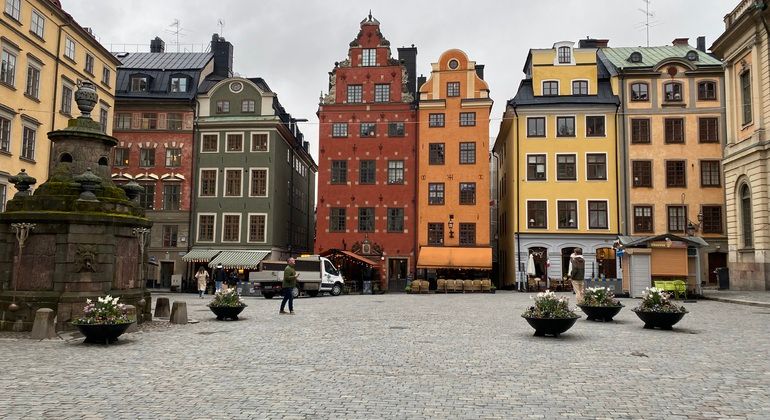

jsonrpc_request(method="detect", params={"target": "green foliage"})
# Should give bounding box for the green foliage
[208,288,246,308]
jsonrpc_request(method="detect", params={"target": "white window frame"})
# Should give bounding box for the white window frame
[196,213,217,243]
[30,9,45,38]
[170,76,187,93]
[584,114,607,138]
[223,167,243,198]
[585,152,608,181]
[556,114,577,138]
[198,168,218,198]
[586,199,611,230]
[247,213,268,244]
[20,123,36,161]
[554,153,578,181]
[0,112,12,153]
[25,61,41,99]
[556,199,580,229]
[84,53,94,74]
[4,0,20,20]
[362,48,376,66]
[525,153,548,181]
[221,213,241,243]
[554,42,575,66]
[571,79,589,95]
[250,132,270,152]
[64,37,76,61]
[0,182,7,212]
[249,167,269,198]
[224,131,244,153]
[526,199,548,230]
[200,132,220,153]
[60,81,74,115]
[1,47,18,87]
[101,67,111,86]
[541,79,559,96]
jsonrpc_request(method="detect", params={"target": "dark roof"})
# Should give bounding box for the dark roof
[114,52,214,100]
[116,52,213,70]
[509,79,619,107]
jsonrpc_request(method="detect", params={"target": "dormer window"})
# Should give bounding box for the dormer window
[362,48,376,67]
[130,75,149,92]
[664,82,683,102]
[543,81,559,96]
[686,50,699,61]
[170,76,188,93]
[558,46,571,64]
[629,52,643,63]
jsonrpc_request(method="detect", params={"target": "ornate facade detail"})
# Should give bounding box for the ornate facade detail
[75,244,98,272]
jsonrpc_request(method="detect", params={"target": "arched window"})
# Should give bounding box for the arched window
[59,152,73,163]
[741,184,753,247]
[558,46,571,64]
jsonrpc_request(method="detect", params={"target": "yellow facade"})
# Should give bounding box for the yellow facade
[1,0,119,209]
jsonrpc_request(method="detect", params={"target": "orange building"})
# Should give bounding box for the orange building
[416,50,493,279]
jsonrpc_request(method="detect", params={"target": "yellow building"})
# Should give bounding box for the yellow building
[1,0,119,210]
[416,49,494,278]
[494,40,620,289]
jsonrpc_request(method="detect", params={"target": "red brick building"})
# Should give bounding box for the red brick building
[316,14,418,291]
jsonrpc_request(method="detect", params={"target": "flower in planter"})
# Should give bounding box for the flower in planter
[634,287,687,313]
[208,288,246,308]
[74,295,131,325]
[522,290,578,319]
[580,287,621,306]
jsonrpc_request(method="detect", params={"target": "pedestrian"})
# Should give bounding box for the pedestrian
[280,257,299,315]
[214,263,226,293]
[568,248,586,303]
[227,270,239,289]
[195,267,209,298]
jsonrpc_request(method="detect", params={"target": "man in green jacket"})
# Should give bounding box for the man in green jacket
[280,257,298,314]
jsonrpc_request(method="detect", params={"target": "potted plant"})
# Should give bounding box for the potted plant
[632,287,688,330]
[71,295,134,344]
[577,286,624,322]
[208,289,247,320]
[522,290,580,337]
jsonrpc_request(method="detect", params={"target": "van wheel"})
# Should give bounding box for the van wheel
[307,291,319,297]
[263,293,274,299]
[331,283,342,296]
[292,287,300,299]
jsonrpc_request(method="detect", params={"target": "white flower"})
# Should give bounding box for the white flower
[86,299,92,304]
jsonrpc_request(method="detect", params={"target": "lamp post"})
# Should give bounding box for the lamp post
[9,223,36,312]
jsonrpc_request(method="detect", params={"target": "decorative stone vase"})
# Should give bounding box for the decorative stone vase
[74,168,102,202]
[632,309,687,330]
[577,304,624,322]
[74,81,98,118]
[72,322,134,344]
[8,169,37,198]
[522,315,580,337]
[209,305,246,321]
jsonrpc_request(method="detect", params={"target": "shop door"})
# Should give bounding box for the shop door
[388,258,408,292]
[707,252,727,284]
[160,262,174,288]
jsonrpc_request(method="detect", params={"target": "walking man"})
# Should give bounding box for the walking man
[280,257,299,315]
[214,263,226,293]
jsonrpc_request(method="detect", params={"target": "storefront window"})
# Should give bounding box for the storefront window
[596,247,616,279]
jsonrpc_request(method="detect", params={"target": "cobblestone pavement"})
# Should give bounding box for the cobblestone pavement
[702,289,770,307]
[1,291,769,419]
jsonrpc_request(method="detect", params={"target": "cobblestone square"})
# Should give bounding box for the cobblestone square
[1,291,769,419]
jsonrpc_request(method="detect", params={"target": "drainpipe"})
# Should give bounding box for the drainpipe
[618,76,627,237]
[49,23,70,176]
[513,104,523,291]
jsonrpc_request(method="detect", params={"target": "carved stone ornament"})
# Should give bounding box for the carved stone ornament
[76,244,98,272]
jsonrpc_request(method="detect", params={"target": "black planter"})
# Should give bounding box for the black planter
[72,322,133,344]
[522,315,580,337]
[632,309,687,330]
[577,304,624,322]
[209,305,246,320]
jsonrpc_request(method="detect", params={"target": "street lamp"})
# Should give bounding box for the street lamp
[686,211,704,236]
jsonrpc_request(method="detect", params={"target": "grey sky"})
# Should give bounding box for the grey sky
[62,0,734,161]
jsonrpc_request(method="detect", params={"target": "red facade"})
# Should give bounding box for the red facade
[316,15,417,290]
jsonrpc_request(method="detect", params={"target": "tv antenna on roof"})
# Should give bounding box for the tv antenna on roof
[217,19,225,36]
[165,19,187,52]
[637,0,658,47]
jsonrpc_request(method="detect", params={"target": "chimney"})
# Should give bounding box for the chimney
[150,37,165,53]
[475,64,485,80]
[696,36,706,52]
[672,38,690,47]
[303,141,309,152]
[397,45,418,99]
[211,34,233,77]
[417,75,427,91]
[578,38,609,48]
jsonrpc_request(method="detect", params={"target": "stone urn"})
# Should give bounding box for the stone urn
[577,304,624,322]
[632,309,687,330]
[209,305,246,321]
[75,81,98,118]
[72,322,134,344]
[522,315,580,337]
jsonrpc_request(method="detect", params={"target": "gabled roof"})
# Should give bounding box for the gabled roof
[509,79,619,107]
[116,52,213,70]
[600,46,722,71]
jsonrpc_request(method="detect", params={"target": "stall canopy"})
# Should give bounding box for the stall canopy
[417,247,492,269]
[181,248,220,263]
[207,250,271,270]
[617,234,708,248]
[319,249,380,267]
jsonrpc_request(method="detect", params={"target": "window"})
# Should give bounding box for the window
[447,82,460,97]
[1,49,17,86]
[459,142,476,164]
[130,76,148,92]
[248,214,267,242]
[427,223,444,245]
[702,205,723,234]
[99,107,108,133]
[247,168,267,197]
[527,154,546,180]
[528,201,547,228]
[0,116,9,152]
[360,122,376,137]
[358,208,374,232]
[64,38,75,60]
[362,48,376,66]
[665,118,684,143]
[30,9,45,38]
[698,81,716,100]
[0,183,5,212]
[84,54,94,74]
[586,116,605,137]
[114,147,129,167]
[556,155,576,181]
[25,64,40,99]
[459,112,476,127]
[586,154,606,180]
[222,214,240,242]
[556,116,575,137]
[374,84,390,102]
[226,133,243,152]
[240,99,255,113]
[667,206,686,233]
[572,80,588,95]
[139,148,155,167]
[543,81,559,96]
[251,133,268,151]
[666,160,686,187]
[527,117,545,137]
[332,123,348,137]
[141,113,157,129]
[588,201,608,229]
[558,201,578,229]
[459,223,476,245]
[101,67,110,86]
[388,122,404,137]
[664,82,683,102]
[163,112,182,131]
[698,118,718,143]
[139,183,155,210]
[347,85,362,103]
[114,113,131,130]
[387,208,404,232]
[201,134,218,152]
[388,160,404,184]
[740,71,752,125]
[700,160,721,187]
[163,183,181,210]
[429,113,445,127]
[170,77,187,93]
[4,0,20,20]
[459,183,476,205]
[21,126,35,160]
[632,161,652,187]
[60,84,73,115]
[428,183,444,205]
[224,170,242,197]
[216,100,230,113]
[199,170,217,197]
[741,185,753,246]
[329,208,346,232]
[631,119,650,143]
[429,143,445,165]
[198,214,215,242]
[359,160,376,184]
[557,46,571,63]
[634,206,653,233]
[331,160,347,184]
[162,225,178,247]
[631,82,648,101]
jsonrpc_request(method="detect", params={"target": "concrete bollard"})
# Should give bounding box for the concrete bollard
[154,297,170,318]
[169,301,188,325]
[124,305,139,333]
[30,308,57,339]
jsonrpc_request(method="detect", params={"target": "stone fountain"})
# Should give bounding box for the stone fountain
[0,82,153,331]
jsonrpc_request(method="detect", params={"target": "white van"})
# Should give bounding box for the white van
[249,255,344,299]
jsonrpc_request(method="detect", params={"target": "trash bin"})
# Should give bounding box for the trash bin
[716,267,729,290]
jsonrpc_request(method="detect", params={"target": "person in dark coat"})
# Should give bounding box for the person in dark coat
[214,263,227,292]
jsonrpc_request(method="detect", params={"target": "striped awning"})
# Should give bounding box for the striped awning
[208,250,271,270]
[181,248,220,263]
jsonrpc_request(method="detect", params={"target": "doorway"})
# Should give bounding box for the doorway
[160,261,174,288]
[707,252,727,285]
[561,247,576,277]
[388,258,408,292]
[596,247,617,278]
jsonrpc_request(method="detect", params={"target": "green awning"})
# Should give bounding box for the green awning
[181,248,220,262]
[208,250,271,270]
